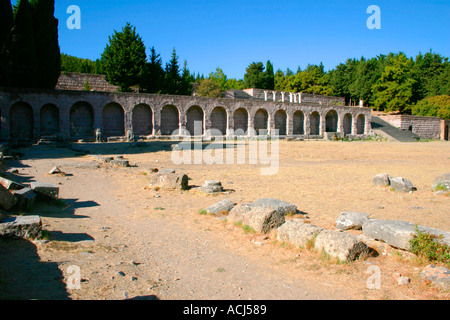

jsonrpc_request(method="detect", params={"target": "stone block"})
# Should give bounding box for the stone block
[432,173,450,191]
[13,188,37,211]
[420,265,450,291]
[251,198,298,215]
[362,219,450,251]
[205,199,236,215]
[30,182,59,199]
[372,173,391,187]
[0,183,17,210]
[389,177,415,193]
[0,215,42,239]
[314,229,369,262]
[335,212,370,230]
[109,159,130,167]
[277,220,323,248]
[149,172,189,191]
[0,176,26,191]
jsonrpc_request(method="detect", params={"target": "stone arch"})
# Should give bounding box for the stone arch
[40,103,59,136]
[343,113,352,135]
[233,108,248,135]
[70,101,94,138]
[133,104,153,136]
[310,111,321,135]
[210,106,227,136]
[293,110,305,135]
[325,110,338,133]
[274,109,287,136]
[357,114,365,135]
[102,102,125,137]
[160,105,180,135]
[10,102,34,140]
[186,106,204,136]
[254,108,269,135]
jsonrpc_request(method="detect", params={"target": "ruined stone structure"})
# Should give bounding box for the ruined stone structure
[377,114,449,141]
[0,86,372,142]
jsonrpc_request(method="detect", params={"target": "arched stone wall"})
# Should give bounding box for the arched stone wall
[0,89,373,141]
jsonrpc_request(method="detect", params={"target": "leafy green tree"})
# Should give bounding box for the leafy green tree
[372,52,416,112]
[209,67,229,92]
[289,63,332,95]
[163,48,182,94]
[411,95,450,119]
[226,78,245,90]
[29,0,60,89]
[61,53,103,74]
[196,78,222,98]
[101,23,147,92]
[9,0,38,88]
[413,51,448,101]
[0,0,14,87]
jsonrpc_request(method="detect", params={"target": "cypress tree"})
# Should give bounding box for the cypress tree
[265,60,275,90]
[0,0,14,87]
[30,0,61,89]
[10,0,38,88]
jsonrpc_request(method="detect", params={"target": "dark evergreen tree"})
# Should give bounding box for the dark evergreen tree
[10,0,38,88]
[265,60,275,90]
[141,46,165,93]
[0,0,14,87]
[180,60,194,95]
[101,23,147,92]
[29,0,60,89]
[164,48,181,94]
[244,62,267,89]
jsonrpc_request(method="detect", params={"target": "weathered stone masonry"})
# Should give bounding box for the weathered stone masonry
[0,88,372,142]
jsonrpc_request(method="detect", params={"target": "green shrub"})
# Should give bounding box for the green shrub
[409,226,450,266]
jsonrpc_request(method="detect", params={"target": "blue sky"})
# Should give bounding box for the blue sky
[21,0,450,78]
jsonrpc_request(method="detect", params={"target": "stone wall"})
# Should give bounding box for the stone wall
[0,88,372,142]
[56,72,120,93]
[380,114,443,140]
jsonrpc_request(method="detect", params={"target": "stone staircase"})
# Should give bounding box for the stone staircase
[371,116,419,142]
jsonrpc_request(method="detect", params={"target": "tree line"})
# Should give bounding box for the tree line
[0,0,60,89]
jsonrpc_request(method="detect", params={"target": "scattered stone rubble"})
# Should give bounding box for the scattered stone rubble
[372,173,416,193]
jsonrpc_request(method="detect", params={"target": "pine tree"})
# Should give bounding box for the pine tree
[29,0,60,89]
[164,48,181,94]
[0,0,14,87]
[10,0,38,88]
[141,46,164,93]
[101,23,147,92]
[244,62,267,89]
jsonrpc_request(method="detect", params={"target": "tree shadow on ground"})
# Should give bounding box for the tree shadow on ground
[0,239,70,300]
[9,140,248,161]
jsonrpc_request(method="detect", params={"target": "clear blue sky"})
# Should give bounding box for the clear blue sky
[24,0,450,78]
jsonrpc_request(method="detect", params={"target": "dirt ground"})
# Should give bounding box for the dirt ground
[0,139,449,300]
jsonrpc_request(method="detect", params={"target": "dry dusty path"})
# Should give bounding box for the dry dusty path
[0,145,348,300]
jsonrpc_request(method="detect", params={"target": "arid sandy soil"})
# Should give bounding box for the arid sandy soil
[0,139,449,300]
